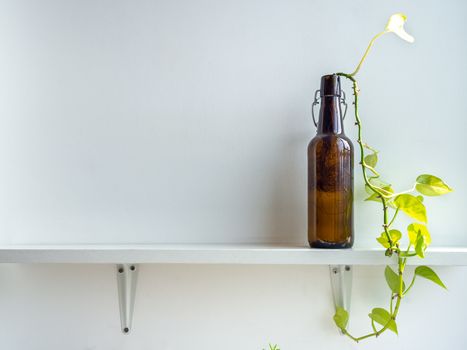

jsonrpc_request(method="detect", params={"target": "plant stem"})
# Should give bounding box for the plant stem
[336,72,393,245]
[403,273,416,296]
[390,293,394,313]
[350,31,387,76]
[388,208,399,228]
[336,72,405,342]
[371,320,378,333]
[382,185,417,199]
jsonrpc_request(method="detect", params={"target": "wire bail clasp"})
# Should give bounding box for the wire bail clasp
[311,90,348,127]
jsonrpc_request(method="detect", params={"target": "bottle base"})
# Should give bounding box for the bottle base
[309,239,353,249]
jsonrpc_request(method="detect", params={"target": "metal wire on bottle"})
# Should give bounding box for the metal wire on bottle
[311,90,348,127]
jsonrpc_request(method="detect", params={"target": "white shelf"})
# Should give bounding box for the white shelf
[3,244,465,334]
[1,244,466,265]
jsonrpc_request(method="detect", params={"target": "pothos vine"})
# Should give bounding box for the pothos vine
[331,14,453,342]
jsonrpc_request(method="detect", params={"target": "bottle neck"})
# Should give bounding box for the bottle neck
[317,96,344,134]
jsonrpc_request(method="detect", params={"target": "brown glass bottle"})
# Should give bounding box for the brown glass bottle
[308,74,354,248]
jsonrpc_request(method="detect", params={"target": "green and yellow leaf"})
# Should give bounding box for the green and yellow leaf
[365,178,393,201]
[394,194,427,223]
[365,187,393,202]
[368,308,398,334]
[333,307,349,330]
[415,233,425,258]
[385,266,405,293]
[364,153,378,168]
[376,230,402,248]
[415,266,447,289]
[415,174,452,196]
[407,223,431,246]
[368,177,391,190]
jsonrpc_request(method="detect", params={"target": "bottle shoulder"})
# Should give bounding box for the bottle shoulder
[308,133,354,150]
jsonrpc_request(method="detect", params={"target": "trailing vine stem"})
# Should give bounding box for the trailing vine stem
[337,73,395,247]
[327,14,450,344]
[265,13,448,348]
[336,72,404,342]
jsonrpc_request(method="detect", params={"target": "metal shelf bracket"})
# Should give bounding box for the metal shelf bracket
[329,264,352,330]
[116,264,138,334]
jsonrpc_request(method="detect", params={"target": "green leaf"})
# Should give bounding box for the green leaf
[369,177,391,189]
[415,266,447,289]
[365,181,392,196]
[376,235,389,248]
[376,230,402,248]
[416,195,424,202]
[365,188,390,202]
[365,187,394,200]
[389,229,402,243]
[407,223,431,246]
[415,233,425,258]
[394,194,427,223]
[416,174,452,196]
[368,308,398,334]
[364,153,378,168]
[333,307,349,330]
[385,266,405,293]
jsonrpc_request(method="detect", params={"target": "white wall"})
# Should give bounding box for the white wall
[0,0,466,349]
